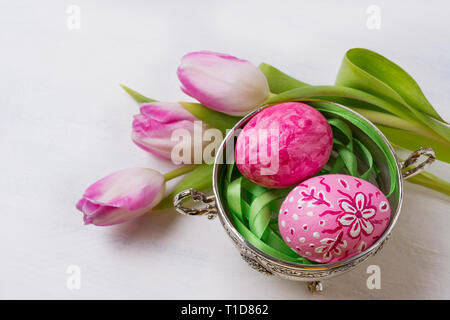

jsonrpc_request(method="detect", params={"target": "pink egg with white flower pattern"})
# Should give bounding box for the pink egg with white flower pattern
[278,174,391,263]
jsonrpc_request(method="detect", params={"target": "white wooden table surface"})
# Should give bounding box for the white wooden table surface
[1,0,449,299]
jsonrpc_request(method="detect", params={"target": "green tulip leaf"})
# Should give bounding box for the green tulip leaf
[378,125,450,164]
[266,85,450,142]
[179,102,241,134]
[259,63,310,94]
[336,48,445,123]
[402,170,450,196]
[120,84,156,103]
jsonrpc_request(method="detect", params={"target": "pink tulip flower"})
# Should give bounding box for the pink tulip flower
[132,102,210,161]
[177,51,270,116]
[76,168,165,226]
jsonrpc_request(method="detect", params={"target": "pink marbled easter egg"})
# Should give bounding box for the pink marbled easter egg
[235,102,333,188]
[278,174,391,263]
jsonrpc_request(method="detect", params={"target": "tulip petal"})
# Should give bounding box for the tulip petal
[177,51,270,116]
[77,168,165,226]
[140,102,196,122]
[131,102,211,160]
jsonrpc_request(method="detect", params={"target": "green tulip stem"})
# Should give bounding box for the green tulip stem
[163,164,199,181]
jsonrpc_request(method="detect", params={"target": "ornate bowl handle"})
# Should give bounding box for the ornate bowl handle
[173,188,217,220]
[400,147,435,179]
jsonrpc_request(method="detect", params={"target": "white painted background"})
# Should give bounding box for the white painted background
[1,0,449,299]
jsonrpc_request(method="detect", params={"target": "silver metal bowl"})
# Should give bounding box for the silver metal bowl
[173,102,435,293]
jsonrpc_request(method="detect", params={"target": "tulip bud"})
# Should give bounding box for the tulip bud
[132,102,211,161]
[177,51,270,116]
[76,168,165,226]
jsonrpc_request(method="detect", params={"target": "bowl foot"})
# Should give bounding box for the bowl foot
[307,281,323,294]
